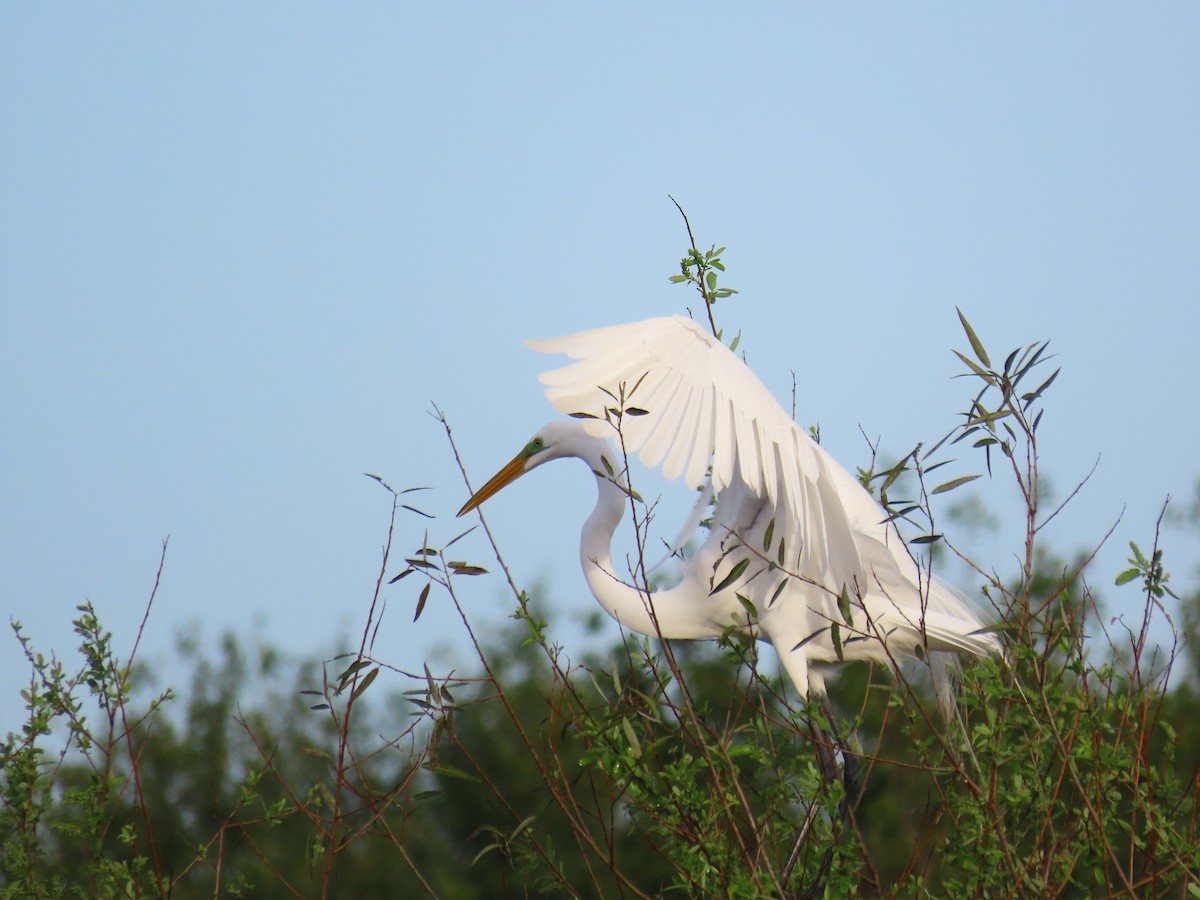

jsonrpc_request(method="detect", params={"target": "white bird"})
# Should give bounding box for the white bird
[459,315,1001,697]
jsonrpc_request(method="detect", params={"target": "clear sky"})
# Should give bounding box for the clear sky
[4,6,1198,736]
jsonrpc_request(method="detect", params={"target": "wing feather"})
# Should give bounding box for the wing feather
[527,315,870,595]
[525,315,1001,676]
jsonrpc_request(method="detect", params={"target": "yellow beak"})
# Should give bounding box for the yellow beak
[457,452,530,516]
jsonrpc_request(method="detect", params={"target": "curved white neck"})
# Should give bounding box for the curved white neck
[573,439,724,640]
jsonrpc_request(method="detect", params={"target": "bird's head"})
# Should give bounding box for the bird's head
[457,419,597,516]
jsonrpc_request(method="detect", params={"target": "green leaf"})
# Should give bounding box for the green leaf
[710,557,751,595]
[837,586,854,625]
[763,518,775,552]
[621,717,642,757]
[414,583,430,622]
[879,455,912,495]
[349,666,379,704]
[769,578,788,608]
[336,658,372,688]
[1021,366,1061,405]
[953,349,993,382]
[932,474,982,495]
[1115,568,1140,587]
[910,534,943,545]
[792,627,829,651]
[956,307,992,368]
[430,763,482,783]
[625,407,650,416]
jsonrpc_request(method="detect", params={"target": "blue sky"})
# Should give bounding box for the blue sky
[3,6,1198,735]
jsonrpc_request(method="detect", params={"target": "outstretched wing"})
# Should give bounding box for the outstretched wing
[526,315,891,599]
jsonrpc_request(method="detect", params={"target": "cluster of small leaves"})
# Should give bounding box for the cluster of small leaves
[1,603,174,898]
[669,243,739,305]
[866,313,1200,897]
[950,306,1058,475]
[667,198,739,340]
[1117,539,1180,602]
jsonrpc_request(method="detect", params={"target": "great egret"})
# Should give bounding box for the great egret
[459,315,1000,697]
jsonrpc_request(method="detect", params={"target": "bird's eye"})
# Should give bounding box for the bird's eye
[523,436,545,456]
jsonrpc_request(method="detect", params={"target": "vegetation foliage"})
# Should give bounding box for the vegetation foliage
[4,217,1199,897]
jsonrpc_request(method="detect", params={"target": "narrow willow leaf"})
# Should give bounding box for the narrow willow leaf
[956,307,992,367]
[621,717,642,757]
[777,537,786,568]
[932,474,982,495]
[443,526,478,550]
[388,568,415,584]
[769,578,788,608]
[337,658,372,688]
[965,408,1013,427]
[413,583,431,622]
[837,586,854,626]
[569,411,599,420]
[792,627,829,651]
[1003,347,1020,375]
[953,349,993,381]
[449,562,488,576]
[429,763,482,783]
[1022,366,1061,405]
[628,370,650,398]
[710,557,750,595]
[729,330,741,352]
[471,845,499,866]
[1115,568,1140,587]
[600,454,614,476]
[763,518,776,552]
[510,815,537,840]
[884,505,921,523]
[910,534,943,545]
[349,666,379,703]
[950,425,980,446]
[363,472,395,493]
[831,622,843,661]
[880,458,910,495]
[625,407,650,417]
[735,592,757,618]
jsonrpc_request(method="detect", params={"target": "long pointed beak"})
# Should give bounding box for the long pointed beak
[457,452,530,516]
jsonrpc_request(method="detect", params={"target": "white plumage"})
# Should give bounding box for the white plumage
[461,315,1001,696]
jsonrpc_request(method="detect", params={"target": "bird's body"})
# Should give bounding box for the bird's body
[460,315,1001,696]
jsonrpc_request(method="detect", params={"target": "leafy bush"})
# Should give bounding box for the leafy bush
[3,219,1198,897]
